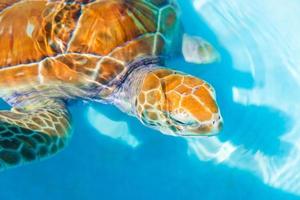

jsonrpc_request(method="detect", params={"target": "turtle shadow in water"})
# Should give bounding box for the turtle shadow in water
[169,0,293,157]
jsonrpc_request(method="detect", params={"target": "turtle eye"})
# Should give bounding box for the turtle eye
[169,109,198,126]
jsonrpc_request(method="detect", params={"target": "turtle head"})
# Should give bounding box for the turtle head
[134,68,223,137]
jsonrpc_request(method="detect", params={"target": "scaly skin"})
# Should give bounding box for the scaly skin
[0,98,71,170]
[136,68,222,136]
[0,0,180,95]
[0,0,222,170]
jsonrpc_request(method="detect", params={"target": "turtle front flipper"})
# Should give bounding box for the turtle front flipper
[0,98,71,170]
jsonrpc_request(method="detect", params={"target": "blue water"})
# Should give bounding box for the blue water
[1,0,300,199]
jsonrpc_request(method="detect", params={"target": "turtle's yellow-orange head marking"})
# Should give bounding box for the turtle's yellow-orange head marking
[135,69,223,136]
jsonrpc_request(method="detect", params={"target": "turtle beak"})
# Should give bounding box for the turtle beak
[193,117,223,136]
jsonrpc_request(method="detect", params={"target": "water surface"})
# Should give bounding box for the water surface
[0,0,300,199]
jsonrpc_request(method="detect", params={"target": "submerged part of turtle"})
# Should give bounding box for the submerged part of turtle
[182,34,221,64]
[0,0,222,170]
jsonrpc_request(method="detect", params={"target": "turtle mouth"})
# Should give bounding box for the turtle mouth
[190,118,223,136]
[172,117,223,137]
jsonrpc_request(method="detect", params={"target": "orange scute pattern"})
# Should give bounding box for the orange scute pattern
[0,0,179,98]
[181,95,212,121]
[0,64,39,87]
[194,86,218,113]
[68,1,155,55]
[0,1,81,67]
[163,75,217,122]
[0,1,53,67]
[55,54,99,77]
[136,68,221,135]
[141,73,161,90]
[97,58,125,84]
[0,0,20,11]
[110,34,165,63]
[41,58,84,83]
[163,74,183,91]
[137,71,165,122]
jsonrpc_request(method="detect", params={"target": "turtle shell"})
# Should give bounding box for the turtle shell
[0,0,181,96]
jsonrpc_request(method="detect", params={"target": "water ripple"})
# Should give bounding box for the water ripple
[189,0,300,195]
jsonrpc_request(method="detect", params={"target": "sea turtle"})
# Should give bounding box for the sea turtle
[0,0,223,170]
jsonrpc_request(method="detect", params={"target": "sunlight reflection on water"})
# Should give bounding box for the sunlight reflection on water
[187,0,300,195]
[87,106,140,148]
